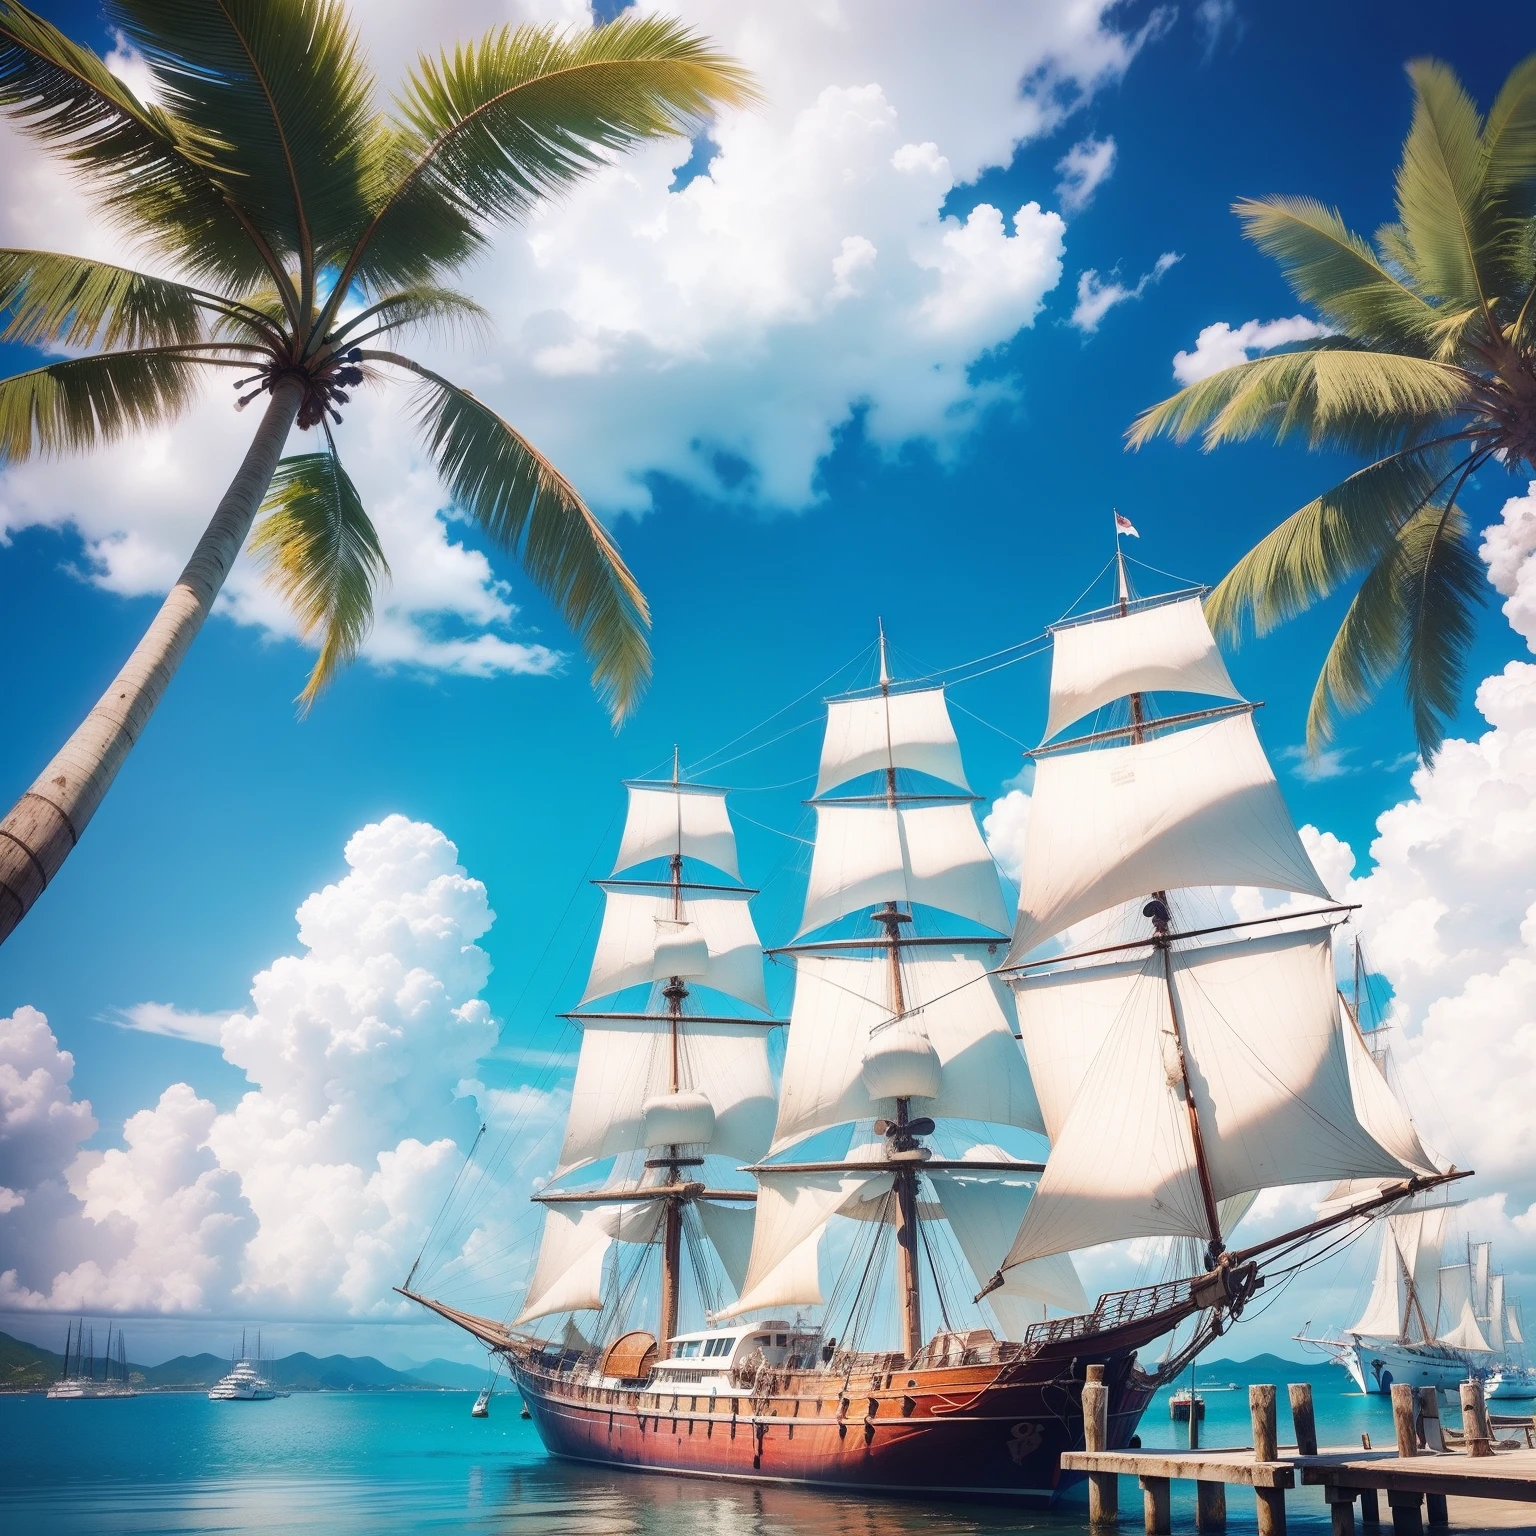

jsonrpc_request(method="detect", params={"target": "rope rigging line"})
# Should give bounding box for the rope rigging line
[684,641,877,779]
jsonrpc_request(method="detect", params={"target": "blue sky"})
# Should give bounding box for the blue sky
[3,0,1535,1362]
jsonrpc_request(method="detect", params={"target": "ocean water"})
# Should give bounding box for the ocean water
[0,1375,1512,1535]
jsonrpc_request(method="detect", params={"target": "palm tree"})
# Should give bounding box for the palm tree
[0,1,756,946]
[1128,55,1536,762]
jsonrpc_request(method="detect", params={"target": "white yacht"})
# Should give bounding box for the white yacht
[208,1331,284,1400]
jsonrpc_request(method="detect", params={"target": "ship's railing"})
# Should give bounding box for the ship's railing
[1023,1276,1197,1347]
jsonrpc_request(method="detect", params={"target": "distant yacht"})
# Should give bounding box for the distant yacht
[46,1319,137,1399]
[208,1330,285,1401]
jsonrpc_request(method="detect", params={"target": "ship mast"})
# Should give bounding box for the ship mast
[658,745,686,1351]
[873,620,924,1360]
[1120,533,1223,1259]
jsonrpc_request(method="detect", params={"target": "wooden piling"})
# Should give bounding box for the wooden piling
[1392,1384,1418,1460]
[1084,1363,1117,1525]
[1361,1488,1381,1526]
[1460,1380,1492,1458]
[1251,1384,1278,1461]
[1290,1383,1318,1458]
[1196,1479,1227,1532]
[1252,1386,1284,1536]
[1387,1489,1424,1536]
[1424,1493,1448,1528]
[1255,1486,1287,1536]
[1141,1474,1171,1535]
[1417,1388,1444,1454]
[1325,1485,1357,1536]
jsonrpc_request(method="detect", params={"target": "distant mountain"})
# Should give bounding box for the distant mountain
[1,1332,65,1391]
[1187,1353,1335,1385]
[0,1332,471,1392]
[402,1358,495,1390]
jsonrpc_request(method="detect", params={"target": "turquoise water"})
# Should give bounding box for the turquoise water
[0,1378,1511,1535]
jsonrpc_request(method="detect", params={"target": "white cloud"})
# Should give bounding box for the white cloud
[0,816,521,1317]
[1055,135,1117,214]
[1070,251,1181,334]
[1195,0,1240,60]
[1171,315,1333,385]
[982,787,1031,885]
[1281,744,1356,783]
[104,1003,234,1046]
[0,0,1159,689]
[0,1007,97,1198]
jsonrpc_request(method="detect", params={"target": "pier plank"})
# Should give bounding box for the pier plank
[1061,1449,1296,1488]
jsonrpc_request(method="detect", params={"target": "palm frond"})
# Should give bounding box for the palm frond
[375,350,650,722]
[1397,500,1485,758]
[1482,51,1536,203]
[111,0,376,304]
[341,15,760,296]
[1127,342,1471,454]
[332,284,492,348]
[0,2,276,293]
[1305,541,1412,751]
[1393,60,1499,314]
[1204,447,1468,641]
[1235,196,1443,350]
[0,249,212,349]
[248,447,387,712]
[0,347,201,460]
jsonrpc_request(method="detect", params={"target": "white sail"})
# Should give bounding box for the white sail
[928,1157,1089,1324]
[769,951,1044,1155]
[581,887,768,1011]
[1012,954,1149,1142]
[799,801,1009,937]
[1341,1013,1439,1176]
[1002,929,1409,1266]
[1473,1241,1492,1319]
[1437,1263,1493,1351]
[613,784,740,879]
[1490,1274,1506,1353]
[1007,711,1330,962]
[516,1200,664,1323]
[1044,597,1242,742]
[817,687,969,795]
[1509,1305,1525,1346]
[696,1200,756,1295]
[1350,1225,1407,1338]
[555,1017,776,1178]
[714,1164,887,1318]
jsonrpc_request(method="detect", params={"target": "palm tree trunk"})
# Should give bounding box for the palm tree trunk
[0,378,304,946]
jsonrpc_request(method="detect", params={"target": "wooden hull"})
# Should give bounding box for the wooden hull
[510,1337,1159,1503]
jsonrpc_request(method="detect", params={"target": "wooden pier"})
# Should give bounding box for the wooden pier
[1066,1371,1536,1535]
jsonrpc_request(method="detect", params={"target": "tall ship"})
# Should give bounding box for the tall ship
[404,559,1465,1500]
[46,1319,137,1399]
[1296,954,1529,1396]
[1306,1217,1530,1396]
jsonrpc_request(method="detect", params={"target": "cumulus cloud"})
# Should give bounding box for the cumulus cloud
[0,1007,96,1204]
[0,0,1158,687]
[1171,315,1333,385]
[1070,251,1181,334]
[0,817,517,1316]
[982,787,1032,885]
[1055,134,1117,214]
